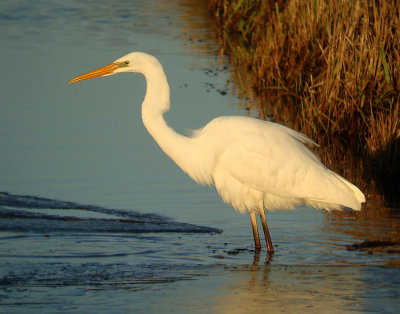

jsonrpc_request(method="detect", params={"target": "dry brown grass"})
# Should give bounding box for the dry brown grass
[209,0,400,205]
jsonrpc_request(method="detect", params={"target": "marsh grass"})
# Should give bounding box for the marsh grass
[209,0,400,205]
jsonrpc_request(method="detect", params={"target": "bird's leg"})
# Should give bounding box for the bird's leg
[250,212,261,250]
[259,210,274,253]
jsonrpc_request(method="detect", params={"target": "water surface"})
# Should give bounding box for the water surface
[1,0,399,312]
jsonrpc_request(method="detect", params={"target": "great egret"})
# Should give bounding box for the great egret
[69,52,365,253]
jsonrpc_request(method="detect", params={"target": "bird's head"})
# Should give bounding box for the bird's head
[69,52,160,83]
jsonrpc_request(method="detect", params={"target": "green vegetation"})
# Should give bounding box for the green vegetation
[208,0,400,205]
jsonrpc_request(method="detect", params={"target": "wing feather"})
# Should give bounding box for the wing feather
[207,117,363,210]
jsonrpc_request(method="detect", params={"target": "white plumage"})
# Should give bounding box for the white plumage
[69,52,365,252]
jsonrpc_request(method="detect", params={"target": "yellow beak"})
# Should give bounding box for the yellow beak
[68,62,122,83]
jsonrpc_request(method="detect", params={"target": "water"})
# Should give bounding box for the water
[1,0,399,312]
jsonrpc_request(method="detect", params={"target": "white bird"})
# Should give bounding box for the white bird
[69,52,365,253]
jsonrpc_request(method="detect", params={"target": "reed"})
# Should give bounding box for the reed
[209,0,400,204]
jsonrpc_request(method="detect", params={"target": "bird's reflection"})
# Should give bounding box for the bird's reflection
[252,249,274,265]
[212,262,366,312]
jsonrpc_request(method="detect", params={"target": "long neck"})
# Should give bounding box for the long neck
[140,63,191,171]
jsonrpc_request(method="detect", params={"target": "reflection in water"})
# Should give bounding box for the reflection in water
[210,263,400,313]
[323,200,400,263]
[212,265,366,313]
[253,251,273,265]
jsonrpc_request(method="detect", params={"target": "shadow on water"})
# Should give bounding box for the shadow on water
[367,136,400,205]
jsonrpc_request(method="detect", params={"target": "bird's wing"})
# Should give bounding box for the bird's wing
[214,123,347,203]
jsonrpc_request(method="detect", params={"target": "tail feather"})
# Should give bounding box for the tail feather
[305,172,365,211]
[334,173,365,210]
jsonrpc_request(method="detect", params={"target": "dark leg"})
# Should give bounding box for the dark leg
[250,212,261,250]
[259,210,274,253]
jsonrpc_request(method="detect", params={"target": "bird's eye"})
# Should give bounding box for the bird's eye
[117,60,129,67]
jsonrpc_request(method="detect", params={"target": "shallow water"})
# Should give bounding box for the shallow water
[1,0,399,312]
